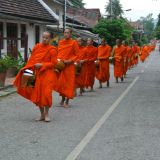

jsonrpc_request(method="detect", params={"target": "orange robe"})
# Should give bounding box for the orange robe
[75,46,88,88]
[140,45,149,62]
[132,45,139,65]
[14,43,58,108]
[113,45,124,78]
[121,45,128,75]
[85,45,98,88]
[57,39,79,99]
[96,44,111,82]
[127,46,133,69]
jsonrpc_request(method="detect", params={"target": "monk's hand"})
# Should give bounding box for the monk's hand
[64,60,72,65]
[35,63,42,69]
[80,60,85,64]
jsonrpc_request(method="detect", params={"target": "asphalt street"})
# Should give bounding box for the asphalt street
[0,48,160,160]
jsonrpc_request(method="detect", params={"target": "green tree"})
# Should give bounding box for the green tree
[155,14,160,39]
[70,0,85,8]
[105,0,123,18]
[139,14,155,40]
[93,18,133,46]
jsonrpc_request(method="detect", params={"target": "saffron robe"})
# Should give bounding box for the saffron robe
[57,39,79,99]
[113,45,124,78]
[96,45,111,82]
[84,45,98,88]
[14,43,58,108]
[75,46,88,88]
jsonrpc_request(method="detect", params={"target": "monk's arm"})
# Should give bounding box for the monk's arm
[89,49,98,61]
[70,41,79,62]
[111,46,116,57]
[41,48,58,71]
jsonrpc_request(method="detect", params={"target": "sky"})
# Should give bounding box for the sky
[83,0,160,21]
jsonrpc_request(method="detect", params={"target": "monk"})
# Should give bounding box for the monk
[111,39,124,83]
[132,42,139,66]
[84,38,98,91]
[126,43,133,71]
[121,40,128,77]
[140,45,149,63]
[75,37,88,96]
[57,28,79,108]
[14,31,58,122]
[96,39,111,88]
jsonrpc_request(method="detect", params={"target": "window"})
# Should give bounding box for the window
[6,23,18,58]
[0,22,3,49]
[35,25,40,44]
[21,24,26,48]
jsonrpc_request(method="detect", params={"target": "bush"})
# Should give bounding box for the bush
[0,56,11,73]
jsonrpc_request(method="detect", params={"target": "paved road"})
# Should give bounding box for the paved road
[0,48,160,160]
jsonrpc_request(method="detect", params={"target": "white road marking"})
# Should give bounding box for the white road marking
[65,76,139,160]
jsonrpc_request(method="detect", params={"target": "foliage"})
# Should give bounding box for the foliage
[0,56,12,73]
[139,14,155,40]
[105,0,123,18]
[4,55,19,68]
[0,51,27,73]
[155,26,160,39]
[155,14,160,39]
[16,51,26,71]
[93,18,133,46]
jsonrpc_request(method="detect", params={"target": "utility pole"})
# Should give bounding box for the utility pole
[63,0,67,32]
[110,0,113,20]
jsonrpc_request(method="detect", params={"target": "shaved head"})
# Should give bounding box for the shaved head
[42,31,52,45]
[64,28,72,40]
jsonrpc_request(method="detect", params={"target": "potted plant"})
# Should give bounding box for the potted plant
[0,56,10,87]
[5,55,18,78]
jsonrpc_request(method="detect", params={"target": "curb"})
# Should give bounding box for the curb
[0,86,16,98]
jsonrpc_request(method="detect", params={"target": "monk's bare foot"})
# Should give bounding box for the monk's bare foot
[116,78,118,83]
[35,116,45,121]
[44,116,51,122]
[107,81,110,87]
[63,103,70,108]
[60,101,64,106]
[60,96,65,106]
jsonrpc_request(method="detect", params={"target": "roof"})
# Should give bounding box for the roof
[130,21,144,30]
[53,0,73,6]
[66,8,101,28]
[0,0,58,24]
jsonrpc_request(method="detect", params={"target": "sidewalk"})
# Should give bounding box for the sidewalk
[0,77,16,98]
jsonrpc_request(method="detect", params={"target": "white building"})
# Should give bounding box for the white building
[0,0,59,60]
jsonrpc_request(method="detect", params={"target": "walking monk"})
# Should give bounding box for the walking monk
[111,39,124,83]
[57,28,79,108]
[75,37,88,96]
[85,38,98,91]
[14,31,58,122]
[121,41,128,77]
[96,39,111,88]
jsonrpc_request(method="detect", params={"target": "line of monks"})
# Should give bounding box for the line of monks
[14,28,156,122]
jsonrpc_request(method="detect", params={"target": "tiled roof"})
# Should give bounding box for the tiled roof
[0,0,58,23]
[67,8,101,28]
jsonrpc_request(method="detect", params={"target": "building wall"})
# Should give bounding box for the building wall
[44,0,63,28]
[0,19,45,58]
